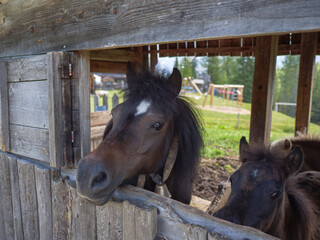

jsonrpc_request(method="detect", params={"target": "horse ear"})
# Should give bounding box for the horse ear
[168,68,182,97]
[270,138,292,152]
[239,136,249,162]
[126,62,137,88]
[286,146,304,173]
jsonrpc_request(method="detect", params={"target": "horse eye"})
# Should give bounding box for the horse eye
[152,122,163,130]
[271,191,280,199]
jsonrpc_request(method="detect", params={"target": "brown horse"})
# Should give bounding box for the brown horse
[214,137,320,240]
[271,135,320,172]
[76,66,203,205]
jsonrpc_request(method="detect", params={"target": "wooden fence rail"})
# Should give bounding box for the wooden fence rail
[0,151,279,240]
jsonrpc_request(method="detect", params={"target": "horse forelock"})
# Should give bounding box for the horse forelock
[285,177,319,239]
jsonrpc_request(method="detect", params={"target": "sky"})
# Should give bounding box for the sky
[158,56,320,73]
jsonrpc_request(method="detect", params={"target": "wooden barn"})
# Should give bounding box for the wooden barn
[0,1,319,239]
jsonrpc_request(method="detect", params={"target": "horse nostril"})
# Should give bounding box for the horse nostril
[91,172,107,188]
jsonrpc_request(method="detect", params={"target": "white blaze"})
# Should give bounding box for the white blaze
[252,169,259,178]
[135,100,151,116]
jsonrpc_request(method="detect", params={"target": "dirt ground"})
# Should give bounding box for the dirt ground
[192,156,240,202]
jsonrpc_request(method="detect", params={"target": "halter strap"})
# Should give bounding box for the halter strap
[137,135,179,197]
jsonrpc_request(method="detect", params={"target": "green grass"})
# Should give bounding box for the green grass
[90,91,320,158]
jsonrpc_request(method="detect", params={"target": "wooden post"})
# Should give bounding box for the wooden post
[0,152,14,239]
[295,32,318,135]
[103,94,108,110]
[17,158,40,240]
[210,85,214,107]
[94,95,99,111]
[150,45,158,72]
[113,93,119,109]
[250,35,278,144]
[0,61,10,151]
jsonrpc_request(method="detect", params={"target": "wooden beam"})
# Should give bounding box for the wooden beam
[76,51,91,159]
[90,49,140,63]
[250,35,278,144]
[0,62,9,151]
[90,61,127,73]
[295,33,318,135]
[150,45,157,72]
[1,0,320,57]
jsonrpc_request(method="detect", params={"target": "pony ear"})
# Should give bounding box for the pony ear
[126,62,137,88]
[286,146,304,173]
[168,68,182,97]
[270,138,292,152]
[239,136,249,162]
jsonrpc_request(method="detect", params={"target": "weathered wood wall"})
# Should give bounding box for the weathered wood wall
[0,151,279,240]
[6,54,50,162]
[0,0,320,58]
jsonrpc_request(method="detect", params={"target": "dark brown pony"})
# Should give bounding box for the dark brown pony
[214,137,320,240]
[76,67,203,205]
[288,135,320,172]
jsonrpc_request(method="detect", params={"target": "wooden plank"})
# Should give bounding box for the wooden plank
[250,36,278,144]
[9,80,49,128]
[48,51,68,167]
[150,45,158,72]
[90,60,127,73]
[90,48,139,62]
[0,152,14,240]
[35,165,53,240]
[111,185,278,240]
[196,40,207,56]
[96,201,123,240]
[17,158,39,240]
[0,185,6,240]
[7,55,47,82]
[0,62,10,151]
[51,169,72,240]
[135,205,157,240]
[295,32,318,134]
[1,0,320,58]
[7,154,24,240]
[74,51,91,159]
[90,110,112,127]
[208,40,219,56]
[71,187,96,240]
[159,44,168,57]
[122,201,157,240]
[10,124,50,162]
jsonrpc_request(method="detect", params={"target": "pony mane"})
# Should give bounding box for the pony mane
[124,70,204,184]
[285,177,319,240]
[290,133,320,144]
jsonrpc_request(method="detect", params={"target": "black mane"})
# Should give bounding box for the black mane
[124,70,204,202]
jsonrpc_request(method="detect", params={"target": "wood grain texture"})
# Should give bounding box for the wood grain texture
[35,165,53,240]
[47,51,68,167]
[0,62,9,151]
[10,124,50,162]
[96,201,123,240]
[76,51,91,158]
[8,80,49,128]
[0,152,14,240]
[7,55,47,82]
[90,60,127,73]
[1,0,319,58]
[0,185,5,240]
[17,158,40,240]
[122,201,157,240]
[51,169,72,240]
[70,187,96,240]
[112,185,278,240]
[295,32,318,134]
[90,110,112,127]
[90,49,141,63]
[250,36,278,144]
[7,154,24,240]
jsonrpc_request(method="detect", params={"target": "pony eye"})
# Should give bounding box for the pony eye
[271,191,280,199]
[152,122,163,130]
